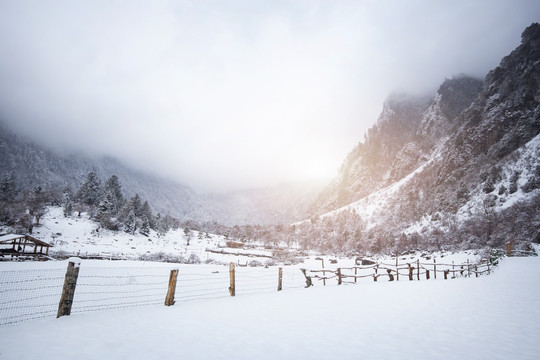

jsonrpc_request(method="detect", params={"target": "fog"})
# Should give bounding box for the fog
[0,0,538,192]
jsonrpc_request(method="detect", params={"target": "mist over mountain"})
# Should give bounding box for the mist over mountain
[0,123,322,225]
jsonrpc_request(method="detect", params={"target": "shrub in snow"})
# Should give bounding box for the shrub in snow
[184,254,201,264]
[264,259,277,267]
[521,177,538,193]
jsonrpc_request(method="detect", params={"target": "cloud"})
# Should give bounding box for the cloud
[0,0,538,192]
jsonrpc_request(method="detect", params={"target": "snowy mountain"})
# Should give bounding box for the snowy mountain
[305,23,540,253]
[310,76,483,215]
[0,123,321,225]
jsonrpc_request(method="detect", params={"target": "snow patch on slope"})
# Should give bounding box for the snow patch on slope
[316,141,445,229]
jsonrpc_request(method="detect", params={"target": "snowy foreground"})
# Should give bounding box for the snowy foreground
[1,253,539,360]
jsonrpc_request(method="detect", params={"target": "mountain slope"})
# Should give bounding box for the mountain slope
[305,23,540,253]
[310,75,483,216]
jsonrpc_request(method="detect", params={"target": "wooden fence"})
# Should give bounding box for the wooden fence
[2,242,535,326]
[306,257,495,286]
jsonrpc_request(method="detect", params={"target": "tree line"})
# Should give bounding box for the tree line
[0,172,181,236]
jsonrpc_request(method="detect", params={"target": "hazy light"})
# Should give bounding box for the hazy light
[0,0,538,192]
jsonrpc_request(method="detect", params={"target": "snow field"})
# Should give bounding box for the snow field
[0,252,539,360]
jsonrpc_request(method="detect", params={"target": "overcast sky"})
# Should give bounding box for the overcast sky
[0,1,538,192]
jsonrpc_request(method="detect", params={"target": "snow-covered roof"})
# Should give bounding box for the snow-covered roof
[0,234,53,247]
[0,234,26,242]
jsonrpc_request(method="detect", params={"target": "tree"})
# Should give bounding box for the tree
[140,201,153,228]
[509,171,520,194]
[96,193,115,228]
[63,194,73,217]
[184,227,192,246]
[483,176,495,194]
[103,175,124,214]
[76,172,102,207]
[0,175,17,202]
[155,213,171,237]
[139,217,150,237]
[124,209,137,235]
[28,186,47,226]
[129,194,142,217]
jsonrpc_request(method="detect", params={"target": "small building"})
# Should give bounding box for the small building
[0,234,53,260]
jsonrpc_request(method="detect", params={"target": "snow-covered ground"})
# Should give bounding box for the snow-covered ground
[27,207,277,265]
[0,248,538,360]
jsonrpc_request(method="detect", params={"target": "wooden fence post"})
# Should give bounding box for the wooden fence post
[57,260,80,318]
[467,260,471,278]
[507,242,511,257]
[337,268,342,285]
[300,269,313,288]
[277,267,283,291]
[354,267,357,283]
[229,262,236,296]
[417,259,420,281]
[164,269,179,306]
[444,269,449,280]
[408,264,413,281]
[426,269,430,280]
[433,259,436,280]
[396,257,399,281]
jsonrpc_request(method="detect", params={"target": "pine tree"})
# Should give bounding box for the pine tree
[155,213,171,237]
[124,209,136,234]
[140,201,154,228]
[129,194,142,217]
[96,193,114,227]
[139,217,150,237]
[76,171,103,206]
[103,175,124,213]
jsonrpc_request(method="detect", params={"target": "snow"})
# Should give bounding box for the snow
[0,234,25,242]
[25,207,275,265]
[67,257,81,267]
[309,140,445,230]
[0,249,538,360]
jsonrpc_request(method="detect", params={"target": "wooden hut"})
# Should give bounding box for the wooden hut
[0,234,53,260]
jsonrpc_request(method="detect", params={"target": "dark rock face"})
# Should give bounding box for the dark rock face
[438,76,484,121]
